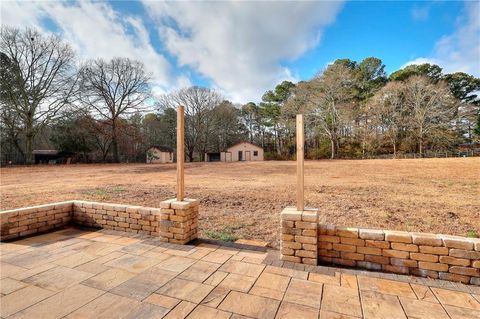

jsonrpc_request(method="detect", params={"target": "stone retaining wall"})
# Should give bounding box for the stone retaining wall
[0,202,72,240]
[318,225,480,285]
[1,199,198,245]
[281,208,480,285]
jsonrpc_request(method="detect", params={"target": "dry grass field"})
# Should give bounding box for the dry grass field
[1,158,479,246]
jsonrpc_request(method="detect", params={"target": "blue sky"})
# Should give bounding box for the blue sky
[2,1,479,103]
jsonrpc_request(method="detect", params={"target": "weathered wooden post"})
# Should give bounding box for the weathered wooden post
[296,114,304,211]
[279,113,319,265]
[176,104,185,201]
[159,105,198,244]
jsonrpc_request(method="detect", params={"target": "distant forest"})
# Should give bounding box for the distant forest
[1,27,479,164]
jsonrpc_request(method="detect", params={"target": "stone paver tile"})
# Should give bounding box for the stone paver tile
[155,256,196,273]
[65,292,140,319]
[203,270,229,286]
[123,302,170,319]
[254,272,290,292]
[164,301,197,319]
[91,234,121,243]
[104,253,159,273]
[275,301,319,319]
[399,297,449,319]
[186,248,211,260]
[357,276,416,298]
[431,287,480,310]
[23,266,93,292]
[141,250,171,261]
[319,310,361,318]
[80,242,123,256]
[321,285,362,317]
[410,283,438,303]
[9,284,104,319]
[242,257,265,264]
[219,260,265,278]
[9,262,57,280]
[283,278,323,308]
[165,248,195,257]
[250,286,284,301]
[121,243,156,255]
[219,273,256,292]
[215,247,240,255]
[144,293,181,309]
[264,265,307,279]
[1,260,34,274]
[340,273,358,289]
[444,304,480,319]
[218,291,280,319]
[157,278,215,303]
[360,290,407,319]
[0,285,55,317]
[0,277,27,294]
[309,272,340,286]
[76,231,103,240]
[474,294,480,303]
[178,260,220,282]
[230,315,253,319]
[186,305,231,319]
[202,251,232,264]
[82,267,136,290]
[110,269,176,300]
[112,237,141,246]
[53,252,97,268]
[201,286,230,308]
[74,261,111,274]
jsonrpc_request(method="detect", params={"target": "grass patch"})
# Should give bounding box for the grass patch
[466,229,479,238]
[83,186,126,197]
[204,224,246,242]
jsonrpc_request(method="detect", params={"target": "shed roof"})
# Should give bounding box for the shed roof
[149,145,174,153]
[225,141,263,151]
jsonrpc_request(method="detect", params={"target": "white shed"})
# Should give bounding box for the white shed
[220,142,264,162]
[146,146,174,164]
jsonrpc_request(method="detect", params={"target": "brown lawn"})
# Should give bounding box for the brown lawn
[1,158,479,246]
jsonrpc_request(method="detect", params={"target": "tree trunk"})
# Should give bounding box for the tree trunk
[25,120,34,164]
[393,143,396,159]
[112,119,119,163]
[330,139,335,159]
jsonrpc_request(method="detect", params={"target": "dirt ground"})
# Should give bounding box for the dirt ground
[1,158,479,246]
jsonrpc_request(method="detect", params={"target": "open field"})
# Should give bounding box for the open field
[1,158,479,246]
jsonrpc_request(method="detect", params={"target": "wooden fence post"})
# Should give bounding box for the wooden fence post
[296,114,304,211]
[177,105,185,201]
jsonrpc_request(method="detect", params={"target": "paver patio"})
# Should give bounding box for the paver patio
[1,227,479,319]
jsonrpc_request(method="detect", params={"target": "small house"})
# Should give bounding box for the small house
[205,142,264,162]
[146,146,174,164]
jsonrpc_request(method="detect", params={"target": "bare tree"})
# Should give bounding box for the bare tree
[158,87,222,161]
[79,57,151,162]
[295,63,354,158]
[0,27,78,163]
[404,76,455,155]
[369,81,405,157]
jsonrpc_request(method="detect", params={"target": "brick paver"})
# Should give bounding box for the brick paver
[1,227,480,318]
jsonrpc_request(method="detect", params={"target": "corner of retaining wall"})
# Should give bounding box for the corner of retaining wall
[280,206,319,265]
[159,198,199,244]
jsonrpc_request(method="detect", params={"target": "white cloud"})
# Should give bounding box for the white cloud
[411,5,430,21]
[0,1,186,93]
[404,1,480,76]
[143,1,344,102]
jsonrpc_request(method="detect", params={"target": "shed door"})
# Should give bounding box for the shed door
[245,151,251,161]
[238,151,243,161]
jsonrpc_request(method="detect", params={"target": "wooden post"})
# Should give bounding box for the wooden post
[176,105,185,201]
[296,114,304,211]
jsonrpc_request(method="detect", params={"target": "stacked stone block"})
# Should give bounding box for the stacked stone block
[0,202,72,240]
[159,198,199,245]
[280,207,319,265]
[72,201,161,236]
[317,225,480,286]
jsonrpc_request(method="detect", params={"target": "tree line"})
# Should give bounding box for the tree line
[1,27,479,164]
